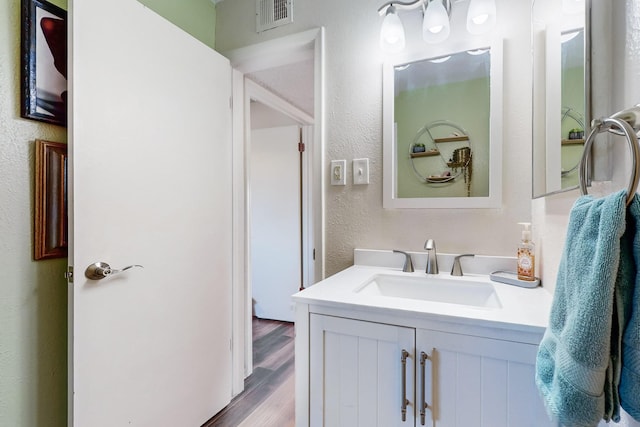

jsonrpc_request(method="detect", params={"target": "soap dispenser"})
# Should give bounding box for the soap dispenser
[517,222,536,281]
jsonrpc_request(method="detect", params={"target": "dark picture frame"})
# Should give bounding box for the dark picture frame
[35,140,68,260]
[21,0,67,127]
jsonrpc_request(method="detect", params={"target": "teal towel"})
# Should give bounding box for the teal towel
[620,195,640,420]
[536,190,628,426]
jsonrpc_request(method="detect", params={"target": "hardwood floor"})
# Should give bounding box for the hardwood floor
[203,318,295,427]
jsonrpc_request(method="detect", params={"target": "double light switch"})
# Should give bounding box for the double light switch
[330,158,370,185]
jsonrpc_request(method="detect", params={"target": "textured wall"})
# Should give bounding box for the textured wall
[216,0,534,276]
[0,0,68,426]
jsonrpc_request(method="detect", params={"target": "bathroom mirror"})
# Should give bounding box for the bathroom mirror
[532,0,588,197]
[383,40,503,209]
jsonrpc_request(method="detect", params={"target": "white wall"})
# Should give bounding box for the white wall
[216,0,534,276]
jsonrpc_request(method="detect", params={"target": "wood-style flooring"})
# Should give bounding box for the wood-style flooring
[202,318,295,427]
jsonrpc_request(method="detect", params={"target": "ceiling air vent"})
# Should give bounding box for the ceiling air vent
[256,0,293,33]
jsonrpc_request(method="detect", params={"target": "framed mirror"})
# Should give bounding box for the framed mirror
[34,139,67,260]
[383,40,503,209]
[532,0,587,198]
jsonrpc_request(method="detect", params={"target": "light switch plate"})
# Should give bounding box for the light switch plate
[353,158,369,185]
[330,160,347,186]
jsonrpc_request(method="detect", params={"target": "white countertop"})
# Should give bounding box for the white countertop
[293,253,554,335]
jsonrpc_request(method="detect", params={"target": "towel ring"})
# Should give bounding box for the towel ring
[579,117,640,206]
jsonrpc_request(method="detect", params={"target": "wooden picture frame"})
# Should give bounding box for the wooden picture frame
[21,0,67,127]
[35,140,68,260]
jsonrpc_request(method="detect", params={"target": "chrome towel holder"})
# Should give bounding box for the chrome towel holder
[579,111,640,206]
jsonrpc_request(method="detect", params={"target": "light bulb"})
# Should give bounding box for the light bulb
[423,0,450,44]
[380,6,406,53]
[466,0,496,35]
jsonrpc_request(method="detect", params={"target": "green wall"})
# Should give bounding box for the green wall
[138,0,217,48]
[395,77,490,199]
[560,65,585,189]
[0,1,215,426]
[0,0,68,425]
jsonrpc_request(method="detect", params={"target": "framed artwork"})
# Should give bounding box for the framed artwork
[35,140,68,260]
[21,0,67,127]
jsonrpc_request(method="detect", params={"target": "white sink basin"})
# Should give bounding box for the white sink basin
[356,274,501,309]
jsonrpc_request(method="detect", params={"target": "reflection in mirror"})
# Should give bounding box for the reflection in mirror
[383,41,503,209]
[532,0,587,197]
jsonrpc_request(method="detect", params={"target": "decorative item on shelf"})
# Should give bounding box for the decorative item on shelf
[411,145,440,158]
[450,147,472,196]
[412,142,426,153]
[409,120,473,193]
[427,170,452,182]
[568,128,584,140]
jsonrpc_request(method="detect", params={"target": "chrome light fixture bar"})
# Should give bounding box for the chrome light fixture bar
[379,0,496,53]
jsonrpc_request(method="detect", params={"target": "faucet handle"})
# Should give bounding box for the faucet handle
[393,250,414,273]
[451,254,475,276]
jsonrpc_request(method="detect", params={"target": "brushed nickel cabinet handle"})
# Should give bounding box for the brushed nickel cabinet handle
[401,349,410,422]
[420,351,431,426]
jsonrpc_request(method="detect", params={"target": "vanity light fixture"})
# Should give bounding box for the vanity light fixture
[422,0,451,44]
[466,0,496,35]
[379,0,495,53]
[380,5,406,53]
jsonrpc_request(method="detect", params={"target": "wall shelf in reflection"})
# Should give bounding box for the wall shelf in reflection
[561,138,585,145]
[410,150,440,158]
[434,135,470,143]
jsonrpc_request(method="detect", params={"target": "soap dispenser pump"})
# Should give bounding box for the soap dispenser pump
[517,222,536,281]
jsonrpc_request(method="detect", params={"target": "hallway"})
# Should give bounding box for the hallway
[203,318,295,426]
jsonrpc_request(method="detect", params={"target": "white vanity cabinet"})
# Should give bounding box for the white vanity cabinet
[302,312,554,427]
[309,314,416,427]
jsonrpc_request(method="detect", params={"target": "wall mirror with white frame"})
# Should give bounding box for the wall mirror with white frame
[532,0,588,198]
[383,39,503,209]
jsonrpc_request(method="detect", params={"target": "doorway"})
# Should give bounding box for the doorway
[250,103,302,322]
[228,28,325,395]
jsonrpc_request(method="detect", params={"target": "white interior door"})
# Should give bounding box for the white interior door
[68,1,232,425]
[250,125,301,322]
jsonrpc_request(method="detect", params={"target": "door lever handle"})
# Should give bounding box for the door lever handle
[85,262,144,280]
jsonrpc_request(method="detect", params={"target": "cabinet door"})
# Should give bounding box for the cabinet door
[417,329,553,427]
[310,314,415,427]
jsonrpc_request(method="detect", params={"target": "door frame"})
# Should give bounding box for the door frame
[228,28,325,395]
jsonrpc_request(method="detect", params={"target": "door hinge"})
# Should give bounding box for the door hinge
[298,142,305,152]
[229,96,233,109]
[313,248,316,260]
[65,266,74,283]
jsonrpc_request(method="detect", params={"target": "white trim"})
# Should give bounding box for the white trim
[245,79,314,125]
[229,28,325,394]
[231,69,246,397]
[225,28,318,74]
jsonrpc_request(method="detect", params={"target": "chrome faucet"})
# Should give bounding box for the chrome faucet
[451,254,475,276]
[393,250,414,272]
[424,239,438,274]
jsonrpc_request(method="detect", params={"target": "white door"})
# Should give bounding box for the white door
[250,125,301,322]
[69,1,232,426]
[309,314,416,427]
